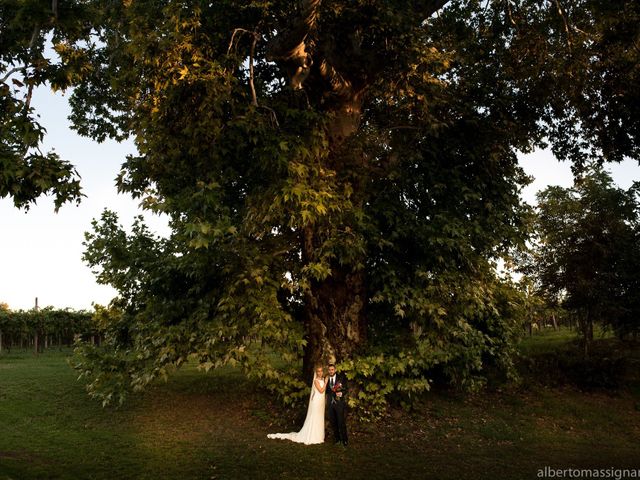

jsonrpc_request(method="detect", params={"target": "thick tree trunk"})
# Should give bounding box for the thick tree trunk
[580,311,594,357]
[301,226,367,381]
[300,94,366,381]
[268,0,382,380]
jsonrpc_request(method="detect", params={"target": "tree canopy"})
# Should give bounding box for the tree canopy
[0,0,88,209]
[2,0,639,415]
[523,166,640,351]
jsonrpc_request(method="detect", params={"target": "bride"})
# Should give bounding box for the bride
[267,365,327,445]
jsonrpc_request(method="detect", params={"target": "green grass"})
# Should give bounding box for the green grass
[517,326,577,356]
[517,324,614,356]
[1,342,640,480]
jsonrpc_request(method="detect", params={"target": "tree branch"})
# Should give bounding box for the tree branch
[228,29,279,125]
[0,66,26,84]
[228,28,260,107]
[28,24,41,52]
[22,24,41,116]
[506,0,518,29]
[554,0,573,53]
[249,32,258,107]
[227,28,255,54]
[267,0,320,90]
[267,0,320,61]
[412,0,450,20]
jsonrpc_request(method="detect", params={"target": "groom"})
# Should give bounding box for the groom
[326,363,348,446]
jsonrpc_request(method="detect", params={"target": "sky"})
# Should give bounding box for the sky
[0,88,170,311]
[1,89,639,311]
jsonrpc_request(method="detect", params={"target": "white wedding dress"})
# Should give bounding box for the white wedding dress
[267,375,325,445]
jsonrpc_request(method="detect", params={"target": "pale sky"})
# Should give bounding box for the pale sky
[0,88,170,311]
[1,88,639,310]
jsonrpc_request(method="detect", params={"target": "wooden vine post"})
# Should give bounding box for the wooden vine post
[34,296,39,355]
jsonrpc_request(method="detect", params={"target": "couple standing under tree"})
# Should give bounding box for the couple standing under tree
[267,364,349,446]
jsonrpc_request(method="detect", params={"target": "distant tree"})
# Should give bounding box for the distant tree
[516,277,549,335]
[524,166,640,354]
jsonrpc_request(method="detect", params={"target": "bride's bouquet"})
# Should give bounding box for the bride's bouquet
[332,382,346,399]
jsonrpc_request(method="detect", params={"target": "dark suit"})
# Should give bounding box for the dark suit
[326,372,348,445]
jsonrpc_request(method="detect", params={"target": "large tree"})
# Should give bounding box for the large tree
[2,0,639,413]
[524,166,640,353]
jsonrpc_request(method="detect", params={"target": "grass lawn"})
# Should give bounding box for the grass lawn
[1,330,639,479]
[517,324,613,356]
